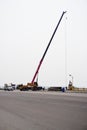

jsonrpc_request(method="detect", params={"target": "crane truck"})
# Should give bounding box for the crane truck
[19,11,66,91]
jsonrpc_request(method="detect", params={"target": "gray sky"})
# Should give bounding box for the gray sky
[0,0,87,87]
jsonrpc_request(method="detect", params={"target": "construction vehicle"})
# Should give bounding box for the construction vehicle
[68,81,74,90]
[19,11,66,91]
[4,83,15,91]
[48,86,62,91]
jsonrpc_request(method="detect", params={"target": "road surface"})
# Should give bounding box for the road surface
[0,91,87,130]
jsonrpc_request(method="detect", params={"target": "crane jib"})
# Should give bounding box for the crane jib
[31,11,66,84]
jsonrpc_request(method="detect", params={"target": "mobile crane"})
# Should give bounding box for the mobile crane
[19,11,66,91]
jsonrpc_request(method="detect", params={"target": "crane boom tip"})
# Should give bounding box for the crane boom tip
[63,11,67,13]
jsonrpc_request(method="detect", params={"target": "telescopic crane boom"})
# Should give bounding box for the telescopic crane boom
[31,11,66,84]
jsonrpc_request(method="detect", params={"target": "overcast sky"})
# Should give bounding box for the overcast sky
[0,0,87,87]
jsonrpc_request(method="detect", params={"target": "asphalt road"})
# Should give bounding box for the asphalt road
[0,91,87,130]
